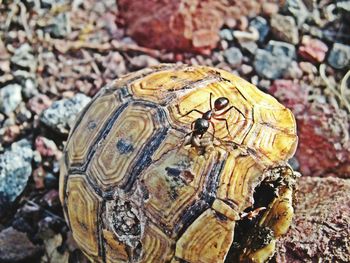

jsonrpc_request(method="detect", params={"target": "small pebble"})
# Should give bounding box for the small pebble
[240,41,258,56]
[298,36,328,63]
[0,139,33,206]
[249,16,269,44]
[284,61,303,79]
[254,47,293,79]
[35,136,59,159]
[327,43,350,69]
[129,55,159,70]
[22,78,38,99]
[219,29,234,42]
[44,173,58,190]
[270,14,299,44]
[10,43,37,72]
[282,0,309,27]
[48,13,68,38]
[299,61,317,75]
[239,64,253,75]
[0,84,22,116]
[40,93,91,134]
[262,2,279,16]
[258,79,271,91]
[27,94,53,115]
[267,40,296,59]
[223,47,243,67]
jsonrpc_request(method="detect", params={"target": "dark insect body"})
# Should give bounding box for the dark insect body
[182,93,244,140]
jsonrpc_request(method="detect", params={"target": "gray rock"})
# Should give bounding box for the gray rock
[40,93,91,134]
[48,13,68,38]
[328,43,350,69]
[23,78,39,99]
[0,139,33,206]
[10,43,37,72]
[129,55,159,70]
[254,49,292,79]
[267,40,296,59]
[40,0,65,8]
[0,84,22,116]
[249,16,269,43]
[270,14,299,44]
[219,29,234,42]
[241,41,258,56]
[223,47,243,67]
[0,227,43,262]
[284,61,303,79]
[283,0,309,27]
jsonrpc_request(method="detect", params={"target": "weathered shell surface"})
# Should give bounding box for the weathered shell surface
[60,64,298,262]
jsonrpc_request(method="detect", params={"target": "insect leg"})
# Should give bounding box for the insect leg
[180,109,204,117]
[209,92,213,111]
[215,105,245,118]
[213,117,232,137]
[209,120,216,140]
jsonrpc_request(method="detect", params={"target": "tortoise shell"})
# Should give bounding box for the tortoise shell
[59,64,298,262]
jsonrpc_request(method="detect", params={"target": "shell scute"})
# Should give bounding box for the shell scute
[175,208,235,263]
[87,102,168,191]
[66,176,101,259]
[66,92,121,167]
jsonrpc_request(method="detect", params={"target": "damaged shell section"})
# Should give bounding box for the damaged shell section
[60,64,298,262]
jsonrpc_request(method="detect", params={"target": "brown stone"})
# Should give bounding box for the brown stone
[274,176,350,262]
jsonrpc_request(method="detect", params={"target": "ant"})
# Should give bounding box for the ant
[180,92,244,146]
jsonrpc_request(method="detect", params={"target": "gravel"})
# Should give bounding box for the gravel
[0,84,22,116]
[40,93,91,134]
[270,14,299,45]
[327,43,350,69]
[249,16,269,44]
[0,227,43,262]
[0,139,33,213]
[223,47,243,67]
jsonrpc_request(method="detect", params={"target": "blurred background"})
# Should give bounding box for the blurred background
[0,0,349,262]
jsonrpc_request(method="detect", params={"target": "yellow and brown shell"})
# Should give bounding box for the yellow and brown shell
[59,64,299,263]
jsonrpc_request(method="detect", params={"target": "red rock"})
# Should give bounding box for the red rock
[118,0,273,53]
[298,36,328,63]
[270,81,350,178]
[275,176,350,262]
[269,80,309,114]
[296,106,350,178]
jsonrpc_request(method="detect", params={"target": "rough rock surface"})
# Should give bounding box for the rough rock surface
[254,41,295,79]
[328,43,350,69]
[0,84,22,116]
[0,139,33,215]
[275,176,350,263]
[270,80,350,178]
[298,36,328,63]
[270,14,299,44]
[0,227,43,262]
[40,93,91,134]
[118,0,276,53]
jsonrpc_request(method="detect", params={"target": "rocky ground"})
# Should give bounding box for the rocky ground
[0,0,349,262]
